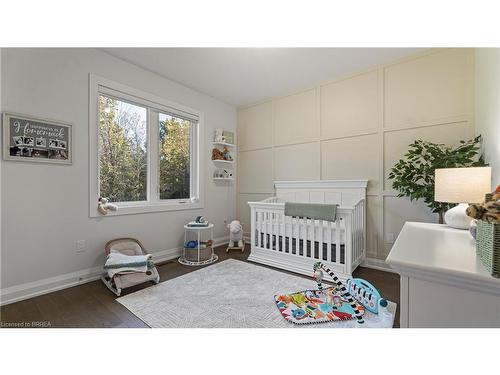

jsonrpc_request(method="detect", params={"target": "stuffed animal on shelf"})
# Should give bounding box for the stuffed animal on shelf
[212,147,233,161]
[227,220,244,252]
[466,184,500,223]
[212,148,225,160]
[221,146,233,161]
[214,128,225,143]
[97,197,118,215]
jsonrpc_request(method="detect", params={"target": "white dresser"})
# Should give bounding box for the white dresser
[386,222,500,328]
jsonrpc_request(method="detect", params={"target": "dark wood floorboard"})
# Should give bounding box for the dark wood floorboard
[1,244,399,328]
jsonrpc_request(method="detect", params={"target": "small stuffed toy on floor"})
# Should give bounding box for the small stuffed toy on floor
[227,220,244,252]
[98,197,118,215]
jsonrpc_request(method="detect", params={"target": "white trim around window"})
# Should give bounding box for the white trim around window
[88,74,204,217]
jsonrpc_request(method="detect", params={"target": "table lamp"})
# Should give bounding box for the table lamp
[434,167,491,229]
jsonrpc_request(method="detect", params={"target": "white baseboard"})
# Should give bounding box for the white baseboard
[0,266,104,307]
[0,236,229,306]
[360,256,396,274]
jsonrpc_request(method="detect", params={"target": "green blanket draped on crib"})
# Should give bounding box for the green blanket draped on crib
[284,202,337,221]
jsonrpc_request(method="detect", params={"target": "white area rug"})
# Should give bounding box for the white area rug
[117,259,396,328]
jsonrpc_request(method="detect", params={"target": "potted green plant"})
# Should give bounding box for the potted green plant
[388,135,486,224]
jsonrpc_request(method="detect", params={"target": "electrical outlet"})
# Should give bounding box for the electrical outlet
[385,233,395,244]
[76,240,86,253]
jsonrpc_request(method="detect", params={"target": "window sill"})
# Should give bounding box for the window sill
[89,200,203,218]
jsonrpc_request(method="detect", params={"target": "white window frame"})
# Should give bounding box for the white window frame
[89,74,204,217]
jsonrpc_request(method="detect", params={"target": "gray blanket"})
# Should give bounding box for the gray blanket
[284,202,337,221]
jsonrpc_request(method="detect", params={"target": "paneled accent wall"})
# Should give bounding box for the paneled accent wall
[237,49,475,260]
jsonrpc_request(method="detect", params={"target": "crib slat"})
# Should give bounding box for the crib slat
[335,218,341,264]
[257,210,262,247]
[281,213,285,252]
[361,201,365,258]
[274,211,278,250]
[353,207,358,260]
[356,205,359,259]
[275,211,278,251]
[300,217,305,257]
[263,211,268,249]
[263,211,266,249]
[305,217,309,257]
[318,220,323,260]
[292,218,299,255]
[345,213,352,272]
[271,211,275,250]
[356,205,363,259]
[297,217,301,256]
[357,206,360,259]
[357,204,361,260]
[296,217,302,256]
[288,216,292,254]
[359,207,362,258]
[258,211,262,248]
[327,220,332,262]
[310,218,315,259]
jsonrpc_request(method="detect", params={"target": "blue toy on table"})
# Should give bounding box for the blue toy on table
[185,240,199,248]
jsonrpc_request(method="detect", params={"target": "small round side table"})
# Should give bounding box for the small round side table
[179,223,218,266]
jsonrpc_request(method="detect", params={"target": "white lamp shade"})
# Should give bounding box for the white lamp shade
[435,167,491,203]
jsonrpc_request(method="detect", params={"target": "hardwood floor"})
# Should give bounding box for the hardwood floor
[0,244,400,328]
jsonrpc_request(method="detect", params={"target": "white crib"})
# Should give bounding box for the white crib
[248,180,367,281]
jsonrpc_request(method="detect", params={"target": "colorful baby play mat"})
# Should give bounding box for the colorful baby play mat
[274,286,365,324]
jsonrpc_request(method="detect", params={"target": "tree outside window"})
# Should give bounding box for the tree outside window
[98,95,147,202]
[159,113,191,200]
[98,95,192,203]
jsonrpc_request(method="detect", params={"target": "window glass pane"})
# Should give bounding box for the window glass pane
[159,113,191,200]
[99,95,148,202]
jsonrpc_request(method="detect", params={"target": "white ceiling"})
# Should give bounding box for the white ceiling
[102,48,426,107]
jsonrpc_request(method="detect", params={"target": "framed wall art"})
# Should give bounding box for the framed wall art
[2,112,72,164]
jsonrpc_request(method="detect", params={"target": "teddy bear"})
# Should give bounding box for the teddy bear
[212,148,225,160]
[97,197,118,215]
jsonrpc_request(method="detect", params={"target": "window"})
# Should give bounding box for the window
[89,75,203,216]
[99,95,148,203]
[159,113,191,200]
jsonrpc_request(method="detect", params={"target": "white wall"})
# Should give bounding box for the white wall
[1,49,236,299]
[237,49,475,260]
[0,48,3,295]
[476,48,500,184]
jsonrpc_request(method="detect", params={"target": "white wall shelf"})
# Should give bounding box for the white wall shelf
[212,159,234,164]
[213,129,236,182]
[213,141,235,147]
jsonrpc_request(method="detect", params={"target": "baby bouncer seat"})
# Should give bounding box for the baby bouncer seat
[101,238,160,296]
